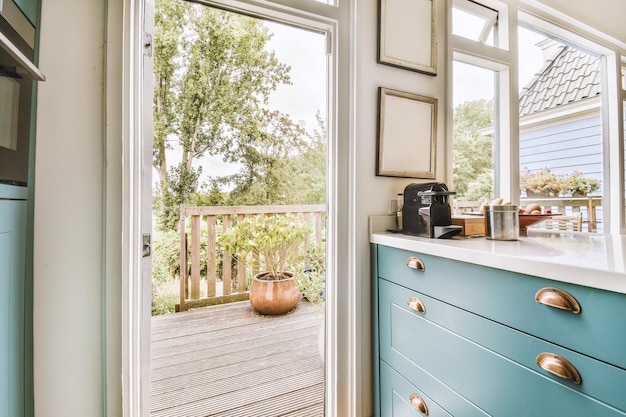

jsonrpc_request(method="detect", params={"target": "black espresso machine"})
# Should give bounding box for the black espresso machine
[402,182,463,239]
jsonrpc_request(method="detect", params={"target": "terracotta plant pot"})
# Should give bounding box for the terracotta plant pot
[249,272,300,315]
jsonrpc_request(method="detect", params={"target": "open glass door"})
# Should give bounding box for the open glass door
[147,0,330,415]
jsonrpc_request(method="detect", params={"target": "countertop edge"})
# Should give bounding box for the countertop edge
[370,232,626,294]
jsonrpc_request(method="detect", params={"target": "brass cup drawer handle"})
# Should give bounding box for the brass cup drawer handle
[535,287,581,314]
[536,352,582,385]
[407,296,426,314]
[406,256,425,271]
[409,393,429,415]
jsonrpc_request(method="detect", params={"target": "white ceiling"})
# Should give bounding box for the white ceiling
[537,0,626,44]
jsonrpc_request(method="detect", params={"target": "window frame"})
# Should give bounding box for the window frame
[448,0,626,234]
[452,0,499,45]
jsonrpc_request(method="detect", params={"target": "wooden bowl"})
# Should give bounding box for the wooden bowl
[518,214,556,234]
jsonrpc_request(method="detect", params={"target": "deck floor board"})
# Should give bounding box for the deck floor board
[151,300,325,417]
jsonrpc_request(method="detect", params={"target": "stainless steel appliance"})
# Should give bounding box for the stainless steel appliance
[0,0,44,186]
[402,182,463,239]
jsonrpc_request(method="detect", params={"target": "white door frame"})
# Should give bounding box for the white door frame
[117,1,357,416]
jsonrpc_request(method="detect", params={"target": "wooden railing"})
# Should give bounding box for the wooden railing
[454,196,602,233]
[520,196,601,233]
[177,204,326,312]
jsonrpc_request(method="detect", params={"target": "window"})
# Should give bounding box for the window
[450,0,625,233]
[452,61,496,202]
[452,0,498,47]
[517,26,604,231]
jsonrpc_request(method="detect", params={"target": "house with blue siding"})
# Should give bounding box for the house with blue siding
[519,39,603,195]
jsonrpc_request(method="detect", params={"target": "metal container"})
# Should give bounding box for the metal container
[485,205,519,240]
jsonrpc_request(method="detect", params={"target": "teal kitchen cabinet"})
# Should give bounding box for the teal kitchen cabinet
[0,198,27,417]
[372,244,626,417]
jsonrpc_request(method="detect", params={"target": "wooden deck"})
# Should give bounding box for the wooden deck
[151,300,325,417]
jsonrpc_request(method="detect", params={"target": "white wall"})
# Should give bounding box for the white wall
[30,0,623,416]
[33,0,108,416]
[353,2,448,415]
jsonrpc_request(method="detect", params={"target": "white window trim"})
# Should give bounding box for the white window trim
[449,0,519,203]
[453,0,499,44]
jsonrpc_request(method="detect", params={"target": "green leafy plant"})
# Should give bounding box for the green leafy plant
[557,170,600,196]
[220,214,312,280]
[520,167,561,197]
[296,242,326,305]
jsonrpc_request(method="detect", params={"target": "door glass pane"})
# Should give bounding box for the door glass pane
[151,2,328,415]
[452,61,496,207]
[518,25,604,232]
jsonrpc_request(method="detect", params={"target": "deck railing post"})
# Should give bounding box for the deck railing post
[588,196,596,232]
[222,214,232,296]
[191,214,201,299]
[237,214,247,293]
[178,212,187,312]
[207,215,217,297]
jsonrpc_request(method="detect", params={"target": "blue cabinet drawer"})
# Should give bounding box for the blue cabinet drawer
[379,358,489,417]
[380,361,453,417]
[379,278,626,416]
[376,245,626,369]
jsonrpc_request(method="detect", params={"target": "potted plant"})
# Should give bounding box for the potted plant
[221,214,311,315]
[557,170,600,196]
[520,167,561,198]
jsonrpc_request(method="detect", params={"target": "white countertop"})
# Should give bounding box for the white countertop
[369,216,626,294]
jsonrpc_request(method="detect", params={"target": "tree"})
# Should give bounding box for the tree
[281,111,327,204]
[219,108,308,205]
[452,99,494,200]
[153,0,294,229]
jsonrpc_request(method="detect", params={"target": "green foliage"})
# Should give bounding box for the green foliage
[281,112,327,204]
[520,168,601,197]
[295,242,326,305]
[155,163,201,231]
[220,215,312,280]
[453,99,494,200]
[153,0,298,229]
[152,278,180,315]
[463,170,494,201]
[520,167,561,196]
[151,229,182,285]
[558,170,600,196]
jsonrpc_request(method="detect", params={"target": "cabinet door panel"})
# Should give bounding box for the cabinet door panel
[377,245,626,368]
[0,200,26,417]
[379,278,626,416]
[381,361,453,417]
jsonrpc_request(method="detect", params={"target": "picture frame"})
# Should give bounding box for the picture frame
[376,87,437,179]
[378,0,437,76]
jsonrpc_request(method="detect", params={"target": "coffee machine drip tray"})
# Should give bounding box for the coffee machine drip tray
[433,225,463,239]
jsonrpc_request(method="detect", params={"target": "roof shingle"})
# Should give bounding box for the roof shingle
[519,45,601,117]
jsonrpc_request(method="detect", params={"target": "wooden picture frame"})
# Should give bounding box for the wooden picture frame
[376,87,437,179]
[378,0,437,76]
